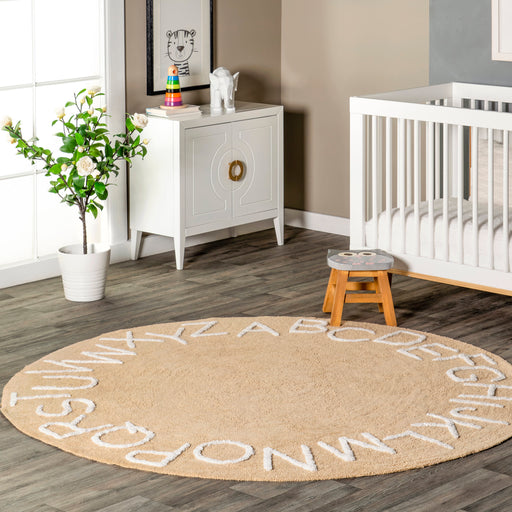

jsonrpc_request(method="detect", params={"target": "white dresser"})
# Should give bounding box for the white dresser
[129,102,284,269]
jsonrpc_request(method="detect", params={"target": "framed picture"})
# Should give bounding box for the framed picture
[146,0,213,95]
[492,0,512,62]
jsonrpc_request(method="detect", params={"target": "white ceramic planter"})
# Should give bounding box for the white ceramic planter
[58,243,111,302]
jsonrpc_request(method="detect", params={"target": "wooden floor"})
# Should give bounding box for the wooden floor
[2,227,512,511]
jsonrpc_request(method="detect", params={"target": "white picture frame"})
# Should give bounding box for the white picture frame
[146,0,213,94]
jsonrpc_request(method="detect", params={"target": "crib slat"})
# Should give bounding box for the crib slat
[435,100,441,199]
[414,120,421,255]
[488,128,495,269]
[407,119,413,206]
[443,123,449,261]
[427,121,435,259]
[471,125,479,267]
[457,124,464,264]
[504,130,510,273]
[350,113,367,249]
[398,118,406,253]
[371,116,379,247]
[386,117,392,251]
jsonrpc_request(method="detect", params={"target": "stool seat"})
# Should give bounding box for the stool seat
[327,249,394,271]
[323,249,397,327]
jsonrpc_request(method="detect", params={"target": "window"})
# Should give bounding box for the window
[0,0,121,268]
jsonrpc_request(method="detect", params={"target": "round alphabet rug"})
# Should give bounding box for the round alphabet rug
[3,317,512,481]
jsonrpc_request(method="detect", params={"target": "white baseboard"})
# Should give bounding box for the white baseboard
[0,211,349,289]
[284,208,350,236]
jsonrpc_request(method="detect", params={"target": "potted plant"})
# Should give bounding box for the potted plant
[1,86,149,302]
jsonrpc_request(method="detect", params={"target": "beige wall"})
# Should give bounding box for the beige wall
[125,0,281,114]
[282,0,429,217]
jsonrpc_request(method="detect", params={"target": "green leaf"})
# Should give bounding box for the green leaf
[75,132,85,145]
[125,117,135,132]
[49,164,61,175]
[86,96,93,107]
[88,203,98,218]
[65,101,75,107]
[94,182,108,200]
[60,140,76,153]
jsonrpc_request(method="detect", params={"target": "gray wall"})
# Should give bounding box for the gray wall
[430,0,512,86]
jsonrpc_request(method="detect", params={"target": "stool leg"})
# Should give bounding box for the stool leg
[323,269,337,313]
[377,271,397,326]
[374,276,384,313]
[331,270,349,326]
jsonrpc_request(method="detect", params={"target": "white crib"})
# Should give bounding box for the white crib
[350,82,512,295]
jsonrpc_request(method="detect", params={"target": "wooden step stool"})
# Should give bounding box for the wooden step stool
[323,249,397,326]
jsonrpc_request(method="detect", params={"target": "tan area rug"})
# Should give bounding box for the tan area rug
[3,316,512,482]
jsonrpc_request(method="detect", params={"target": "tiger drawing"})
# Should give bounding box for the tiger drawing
[166,29,196,76]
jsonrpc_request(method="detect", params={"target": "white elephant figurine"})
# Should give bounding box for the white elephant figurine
[209,67,240,113]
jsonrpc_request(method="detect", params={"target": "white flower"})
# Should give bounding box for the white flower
[102,106,107,113]
[87,85,101,96]
[1,115,12,128]
[77,146,85,153]
[143,138,150,145]
[87,109,94,116]
[76,156,97,176]
[61,163,68,172]
[55,107,65,120]
[132,113,148,129]
[80,98,86,105]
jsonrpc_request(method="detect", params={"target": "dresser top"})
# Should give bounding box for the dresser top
[146,101,283,127]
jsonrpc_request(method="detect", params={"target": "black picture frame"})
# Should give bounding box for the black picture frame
[146,0,213,95]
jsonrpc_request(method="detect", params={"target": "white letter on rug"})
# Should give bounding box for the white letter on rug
[25,360,94,373]
[10,392,70,407]
[32,375,98,391]
[446,366,506,383]
[384,430,453,450]
[182,321,228,337]
[263,445,317,472]
[36,398,95,417]
[126,444,191,467]
[193,440,255,465]
[450,407,509,426]
[373,331,426,346]
[100,331,165,349]
[411,413,481,438]
[327,327,375,343]
[289,318,328,334]
[458,382,512,401]
[237,322,279,338]
[397,343,458,361]
[39,415,112,440]
[91,422,155,449]
[318,433,395,462]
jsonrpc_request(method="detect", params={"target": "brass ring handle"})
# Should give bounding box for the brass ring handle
[228,160,244,182]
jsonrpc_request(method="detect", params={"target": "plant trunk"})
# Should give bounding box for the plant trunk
[80,211,88,255]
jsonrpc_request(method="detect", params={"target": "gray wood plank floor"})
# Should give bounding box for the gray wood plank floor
[2,227,512,512]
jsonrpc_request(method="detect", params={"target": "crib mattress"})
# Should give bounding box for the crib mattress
[366,198,512,272]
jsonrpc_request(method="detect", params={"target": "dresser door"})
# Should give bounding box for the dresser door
[231,116,278,218]
[185,124,233,228]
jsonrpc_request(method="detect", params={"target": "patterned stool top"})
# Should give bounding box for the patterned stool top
[327,249,394,271]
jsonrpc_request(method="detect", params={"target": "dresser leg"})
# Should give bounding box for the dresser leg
[174,233,185,270]
[273,215,284,245]
[130,229,142,260]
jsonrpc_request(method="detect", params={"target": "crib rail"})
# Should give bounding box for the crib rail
[350,83,512,291]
